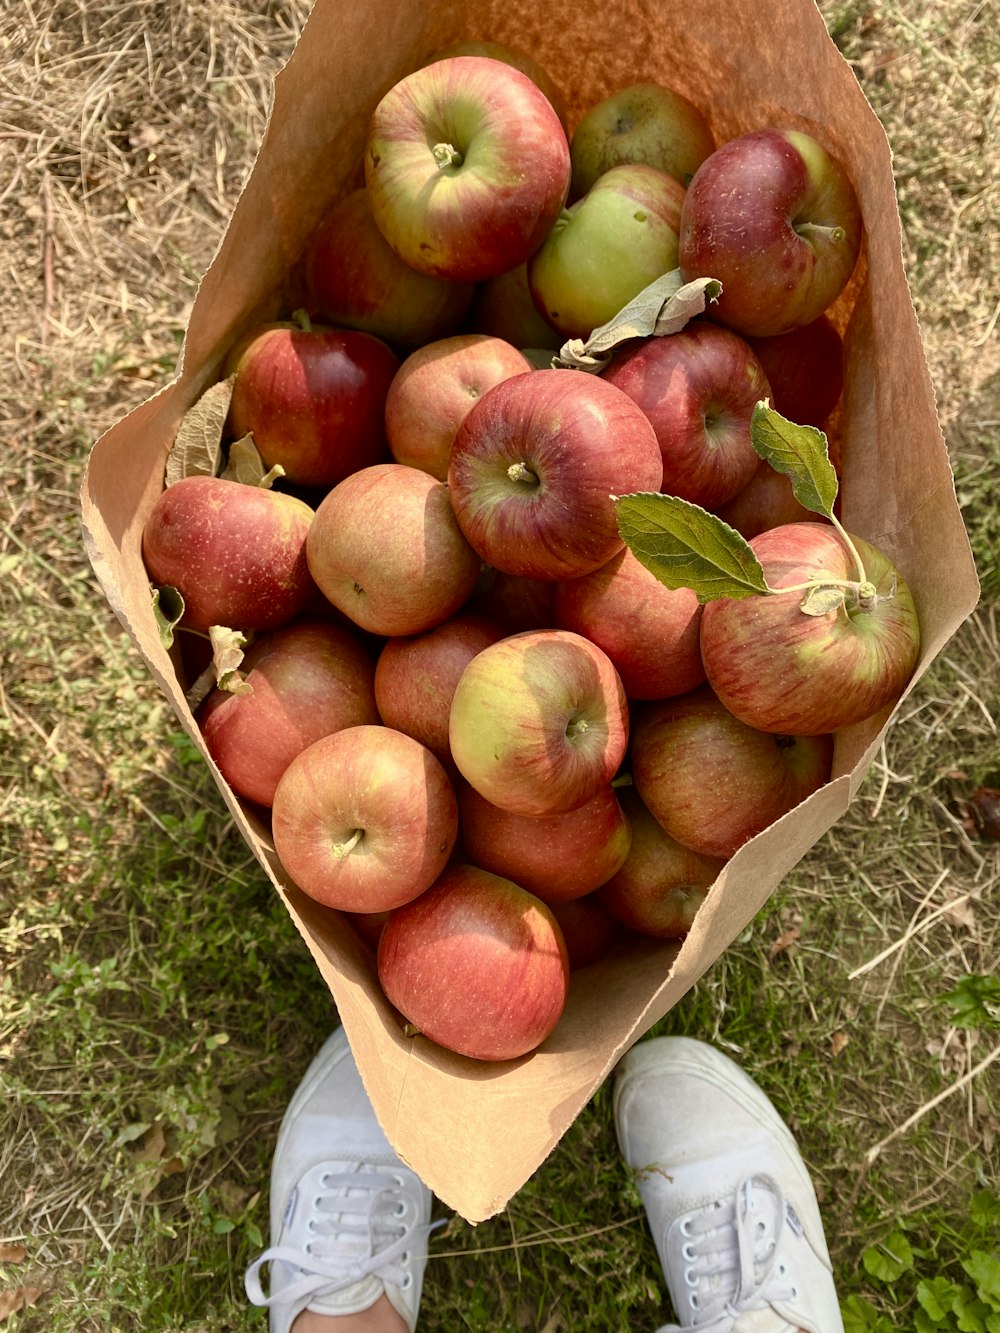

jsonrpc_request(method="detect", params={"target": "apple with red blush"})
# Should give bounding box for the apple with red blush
[459,782,632,903]
[385,334,532,481]
[746,313,844,428]
[421,40,568,132]
[449,628,629,818]
[631,688,834,860]
[716,459,825,540]
[678,127,863,336]
[374,614,504,773]
[598,787,725,939]
[365,56,570,283]
[554,546,705,700]
[602,321,771,509]
[141,475,315,633]
[469,262,565,352]
[303,188,474,350]
[448,369,662,581]
[306,462,481,636]
[271,725,458,913]
[467,568,557,634]
[226,320,398,490]
[198,619,379,808]
[377,864,570,1061]
[548,894,620,969]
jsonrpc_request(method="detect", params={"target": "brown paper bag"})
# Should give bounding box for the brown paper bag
[80,0,979,1222]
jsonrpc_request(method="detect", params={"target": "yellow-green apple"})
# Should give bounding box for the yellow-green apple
[569,81,715,198]
[746,313,844,428]
[528,163,686,339]
[468,262,565,352]
[449,628,629,817]
[374,614,504,773]
[385,334,532,481]
[227,320,398,489]
[141,475,314,632]
[458,782,632,903]
[699,522,921,734]
[376,864,569,1061]
[365,57,570,283]
[631,688,834,860]
[602,321,771,508]
[421,40,568,132]
[678,128,862,337]
[549,894,620,969]
[197,619,379,808]
[271,725,458,913]
[716,459,826,540]
[448,369,662,580]
[598,787,724,938]
[466,568,557,633]
[306,463,481,636]
[554,546,705,701]
[303,188,474,349]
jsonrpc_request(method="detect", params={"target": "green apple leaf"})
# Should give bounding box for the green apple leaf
[220,434,285,488]
[209,625,252,695]
[750,401,839,518]
[164,374,235,487]
[615,491,769,602]
[553,271,723,372]
[151,584,184,648]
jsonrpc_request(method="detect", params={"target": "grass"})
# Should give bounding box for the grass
[1,0,997,1328]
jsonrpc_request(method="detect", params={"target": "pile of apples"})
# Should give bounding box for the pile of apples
[141,45,922,1063]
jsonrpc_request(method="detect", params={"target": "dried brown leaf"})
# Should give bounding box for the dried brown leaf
[0,1287,45,1320]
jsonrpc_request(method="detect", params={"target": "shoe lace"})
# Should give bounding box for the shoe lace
[657,1174,798,1333]
[244,1167,441,1311]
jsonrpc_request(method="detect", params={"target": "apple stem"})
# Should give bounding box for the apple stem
[507,461,539,486]
[828,511,870,589]
[566,716,590,739]
[332,828,364,859]
[611,772,633,789]
[432,142,463,170]
[794,221,847,245]
[292,307,313,333]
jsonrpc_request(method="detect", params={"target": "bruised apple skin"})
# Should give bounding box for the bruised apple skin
[377,864,570,1061]
[141,474,315,632]
[699,522,921,735]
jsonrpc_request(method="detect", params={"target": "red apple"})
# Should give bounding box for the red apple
[374,614,504,772]
[448,628,630,817]
[141,475,314,632]
[528,163,686,339]
[598,787,725,938]
[226,321,398,489]
[678,128,863,336]
[466,568,557,634]
[422,40,568,132]
[459,782,632,903]
[343,909,391,952]
[303,188,474,350]
[716,460,826,540]
[365,57,570,282]
[554,546,705,701]
[377,864,570,1061]
[448,369,662,581]
[271,725,458,913]
[468,262,565,352]
[746,314,844,428]
[548,895,620,969]
[198,619,379,808]
[630,688,834,860]
[306,463,481,636]
[385,334,533,481]
[602,321,771,508]
[569,81,715,198]
[699,521,921,734]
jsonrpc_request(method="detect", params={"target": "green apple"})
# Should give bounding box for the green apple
[528,163,685,339]
[570,82,715,198]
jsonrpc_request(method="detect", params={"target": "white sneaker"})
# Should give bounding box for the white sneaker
[244,1028,436,1332]
[613,1037,844,1333]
